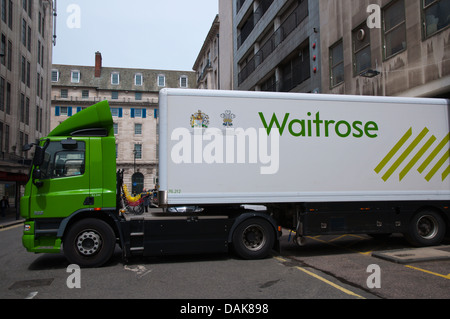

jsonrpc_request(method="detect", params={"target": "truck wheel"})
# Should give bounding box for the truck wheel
[404,210,446,247]
[64,218,116,268]
[232,218,275,260]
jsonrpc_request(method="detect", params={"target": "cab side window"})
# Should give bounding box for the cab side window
[40,141,86,179]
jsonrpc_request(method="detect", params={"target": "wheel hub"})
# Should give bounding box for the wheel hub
[417,215,438,239]
[76,231,102,256]
[242,225,266,251]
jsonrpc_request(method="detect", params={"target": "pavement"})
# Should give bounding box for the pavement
[0,208,24,229]
[372,245,450,264]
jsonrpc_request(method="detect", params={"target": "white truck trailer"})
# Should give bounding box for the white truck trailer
[159,89,450,247]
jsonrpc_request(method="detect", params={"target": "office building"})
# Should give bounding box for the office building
[0,0,54,210]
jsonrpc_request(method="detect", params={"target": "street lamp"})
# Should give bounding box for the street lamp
[133,149,137,173]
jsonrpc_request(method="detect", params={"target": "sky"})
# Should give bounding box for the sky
[52,0,219,71]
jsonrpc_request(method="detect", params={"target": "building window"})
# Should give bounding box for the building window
[279,42,310,92]
[0,34,5,66]
[330,40,344,87]
[21,56,26,83]
[0,77,4,111]
[260,74,277,92]
[113,123,118,135]
[111,72,120,85]
[111,91,119,100]
[111,108,122,118]
[52,69,59,82]
[158,75,165,87]
[82,90,89,99]
[180,76,188,88]
[21,19,26,46]
[131,108,146,118]
[383,0,406,59]
[135,92,142,100]
[135,73,143,86]
[71,70,80,83]
[352,23,371,76]
[60,89,68,98]
[134,144,142,159]
[60,106,69,116]
[135,123,142,135]
[422,0,450,38]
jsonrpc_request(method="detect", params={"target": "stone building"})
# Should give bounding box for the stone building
[0,0,54,211]
[51,52,196,193]
[319,0,450,98]
[193,0,235,90]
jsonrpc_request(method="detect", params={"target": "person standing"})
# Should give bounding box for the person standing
[141,189,150,213]
[0,196,9,218]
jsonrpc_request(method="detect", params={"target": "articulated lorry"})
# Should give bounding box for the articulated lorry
[21,89,450,267]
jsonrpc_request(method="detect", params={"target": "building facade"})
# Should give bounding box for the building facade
[193,0,234,90]
[51,52,196,193]
[319,0,449,98]
[0,0,54,211]
[233,0,321,93]
[193,15,221,90]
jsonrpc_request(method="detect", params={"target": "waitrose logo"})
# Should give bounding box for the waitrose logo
[259,112,379,139]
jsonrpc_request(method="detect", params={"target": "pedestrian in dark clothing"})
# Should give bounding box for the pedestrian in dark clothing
[1,196,9,218]
[141,189,150,213]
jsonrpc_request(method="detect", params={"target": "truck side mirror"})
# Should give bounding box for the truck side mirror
[33,146,45,167]
[23,143,34,152]
[32,139,50,167]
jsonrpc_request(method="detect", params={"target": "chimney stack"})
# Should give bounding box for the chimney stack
[95,51,102,77]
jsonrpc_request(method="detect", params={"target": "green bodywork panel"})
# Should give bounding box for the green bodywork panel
[21,101,116,253]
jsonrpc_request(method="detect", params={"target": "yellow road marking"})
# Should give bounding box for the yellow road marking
[405,265,450,280]
[273,257,366,299]
[295,266,366,299]
[0,224,22,232]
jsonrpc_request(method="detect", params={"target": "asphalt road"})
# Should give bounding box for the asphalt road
[1,224,449,302]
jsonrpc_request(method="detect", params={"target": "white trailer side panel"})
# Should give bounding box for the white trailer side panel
[159,89,450,205]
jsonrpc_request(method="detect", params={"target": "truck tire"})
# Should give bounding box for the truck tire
[232,218,275,260]
[404,210,446,247]
[63,218,116,268]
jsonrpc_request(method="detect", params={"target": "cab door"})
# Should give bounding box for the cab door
[29,138,91,219]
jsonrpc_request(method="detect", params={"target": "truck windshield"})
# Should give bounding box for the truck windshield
[39,141,86,179]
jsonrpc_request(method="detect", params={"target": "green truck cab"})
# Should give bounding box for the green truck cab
[21,101,119,266]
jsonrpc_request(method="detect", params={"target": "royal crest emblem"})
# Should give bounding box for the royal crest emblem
[190,110,210,128]
[220,110,236,128]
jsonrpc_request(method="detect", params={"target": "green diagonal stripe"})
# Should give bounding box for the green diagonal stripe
[399,133,436,181]
[383,128,429,181]
[425,150,450,181]
[442,166,450,181]
[418,133,450,173]
[375,128,412,174]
